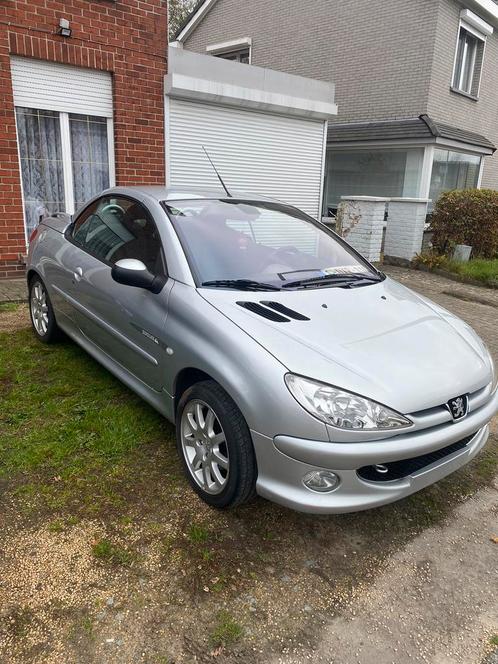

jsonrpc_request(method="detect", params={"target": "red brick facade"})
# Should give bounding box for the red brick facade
[0,0,167,278]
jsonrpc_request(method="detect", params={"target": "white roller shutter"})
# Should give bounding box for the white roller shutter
[167,99,326,218]
[10,56,113,117]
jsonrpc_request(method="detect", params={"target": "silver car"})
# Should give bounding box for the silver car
[27,186,498,513]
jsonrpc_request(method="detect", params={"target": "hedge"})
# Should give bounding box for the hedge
[430,188,498,259]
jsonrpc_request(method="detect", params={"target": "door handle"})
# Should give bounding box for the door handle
[73,267,83,282]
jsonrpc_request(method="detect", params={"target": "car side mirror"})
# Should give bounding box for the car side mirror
[111,259,165,294]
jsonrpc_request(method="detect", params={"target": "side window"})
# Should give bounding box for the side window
[71,196,166,275]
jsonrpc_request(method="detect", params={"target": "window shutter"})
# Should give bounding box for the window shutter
[10,57,113,117]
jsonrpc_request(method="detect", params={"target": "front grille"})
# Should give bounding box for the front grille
[357,432,478,483]
[408,384,491,433]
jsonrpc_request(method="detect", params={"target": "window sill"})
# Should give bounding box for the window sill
[450,86,479,101]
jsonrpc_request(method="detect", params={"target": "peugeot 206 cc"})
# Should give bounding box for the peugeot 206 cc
[26,187,498,513]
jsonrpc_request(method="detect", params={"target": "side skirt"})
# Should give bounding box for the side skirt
[57,314,175,423]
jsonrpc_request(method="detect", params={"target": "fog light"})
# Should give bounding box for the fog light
[302,470,340,493]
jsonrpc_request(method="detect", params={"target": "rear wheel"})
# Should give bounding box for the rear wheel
[29,277,61,343]
[176,380,257,508]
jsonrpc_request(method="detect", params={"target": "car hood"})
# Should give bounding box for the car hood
[199,277,492,414]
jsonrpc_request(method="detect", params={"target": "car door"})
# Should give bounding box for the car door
[66,194,172,392]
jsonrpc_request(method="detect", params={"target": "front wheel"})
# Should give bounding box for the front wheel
[29,276,61,344]
[176,380,257,508]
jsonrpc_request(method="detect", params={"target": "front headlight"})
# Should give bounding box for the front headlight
[285,374,412,430]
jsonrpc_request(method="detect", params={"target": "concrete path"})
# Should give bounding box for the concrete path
[272,478,498,664]
[0,278,26,303]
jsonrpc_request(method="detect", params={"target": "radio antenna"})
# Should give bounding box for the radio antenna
[202,146,232,197]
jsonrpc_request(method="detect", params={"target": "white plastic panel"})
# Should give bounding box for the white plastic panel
[10,56,113,117]
[167,98,326,218]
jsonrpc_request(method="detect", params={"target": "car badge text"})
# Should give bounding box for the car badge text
[141,329,159,345]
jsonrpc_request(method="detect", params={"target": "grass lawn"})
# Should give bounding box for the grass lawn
[0,324,176,516]
[442,258,498,287]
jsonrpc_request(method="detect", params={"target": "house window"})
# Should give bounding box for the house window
[452,26,485,96]
[450,8,494,99]
[216,48,250,64]
[15,108,66,239]
[70,114,110,211]
[15,107,112,239]
[429,149,481,203]
[206,38,252,64]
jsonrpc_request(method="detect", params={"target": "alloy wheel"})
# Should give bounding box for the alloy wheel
[180,399,230,495]
[30,282,49,336]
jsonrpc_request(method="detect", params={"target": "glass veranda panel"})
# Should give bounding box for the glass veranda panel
[324,148,424,214]
[429,149,481,205]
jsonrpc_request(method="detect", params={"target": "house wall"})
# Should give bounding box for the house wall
[426,0,498,189]
[0,0,167,279]
[183,0,439,123]
[183,0,498,191]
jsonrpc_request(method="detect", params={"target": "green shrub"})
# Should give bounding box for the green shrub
[412,251,446,269]
[430,189,498,259]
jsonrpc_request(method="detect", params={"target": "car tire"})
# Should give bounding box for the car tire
[29,276,62,344]
[176,380,257,509]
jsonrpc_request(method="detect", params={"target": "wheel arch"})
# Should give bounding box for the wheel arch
[173,367,214,415]
[26,268,41,286]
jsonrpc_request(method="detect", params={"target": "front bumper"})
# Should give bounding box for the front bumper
[252,388,497,513]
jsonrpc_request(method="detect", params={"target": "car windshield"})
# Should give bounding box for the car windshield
[163,199,380,289]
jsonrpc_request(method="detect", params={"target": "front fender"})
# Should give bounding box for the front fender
[165,282,329,442]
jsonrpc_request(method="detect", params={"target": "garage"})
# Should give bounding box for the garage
[165,47,337,218]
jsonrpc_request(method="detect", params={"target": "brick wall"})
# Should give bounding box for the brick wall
[426,0,498,190]
[183,0,498,191]
[0,0,167,279]
[337,197,386,262]
[183,0,438,123]
[384,199,429,261]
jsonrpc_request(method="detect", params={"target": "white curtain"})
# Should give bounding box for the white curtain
[15,107,65,238]
[70,114,109,211]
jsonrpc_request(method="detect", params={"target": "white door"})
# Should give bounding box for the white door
[167,98,326,218]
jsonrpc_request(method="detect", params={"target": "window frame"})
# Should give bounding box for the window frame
[206,37,252,64]
[451,20,488,99]
[14,105,115,245]
[14,107,66,241]
[215,49,250,64]
[67,194,168,277]
[67,113,115,214]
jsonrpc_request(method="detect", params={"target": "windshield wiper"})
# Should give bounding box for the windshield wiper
[281,273,382,289]
[201,279,281,291]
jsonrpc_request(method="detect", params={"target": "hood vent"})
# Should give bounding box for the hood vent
[236,301,290,322]
[236,301,311,323]
[260,301,310,321]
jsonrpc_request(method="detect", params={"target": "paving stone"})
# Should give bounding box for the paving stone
[0,279,26,303]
